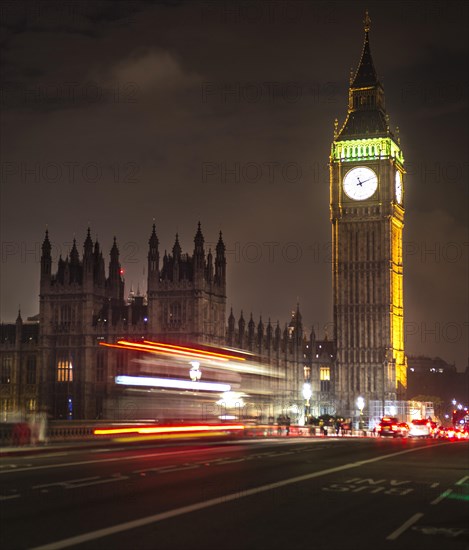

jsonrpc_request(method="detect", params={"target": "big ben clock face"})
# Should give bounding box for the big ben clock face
[343,166,378,200]
[395,170,403,204]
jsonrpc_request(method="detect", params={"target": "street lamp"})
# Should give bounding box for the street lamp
[357,396,365,431]
[189,361,201,382]
[302,383,312,422]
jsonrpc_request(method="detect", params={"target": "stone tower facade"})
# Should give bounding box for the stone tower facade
[330,12,406,417]
[22,222,310,421]
[36,224,228,419]
[146,223,226,344]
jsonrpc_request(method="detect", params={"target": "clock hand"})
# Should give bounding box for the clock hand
[359,176,376,185]
[356,177,363,186]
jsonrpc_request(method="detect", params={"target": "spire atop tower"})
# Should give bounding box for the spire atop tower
[70,238,79,264]
[110,236,119,260]
[83,227,93,264]
[42,229,51,256]
[173,233,181,258]
[336,11,389,140]
[364,8,371,32]
[351,11,379,89]
[194,222,204,251]
[149,223,159,247]
[147,223,160,287]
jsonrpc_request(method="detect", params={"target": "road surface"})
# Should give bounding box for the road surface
[1,436,468,549]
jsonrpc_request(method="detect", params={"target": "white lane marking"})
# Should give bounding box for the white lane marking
[132,466,176,474]
[269,451,294,456]
[386,513,424,540]
[455,475,469,486]
[33,477,101,489]
[33,475,129,491]
[213,457,245,464]
[431,489,453,505]
[64,476,129,489]
[0,493,20,501]
[0,463,33,469]
[30,443,449,550]
[158,464,200,473]
[0,445,243,475]
[412,525,469,537]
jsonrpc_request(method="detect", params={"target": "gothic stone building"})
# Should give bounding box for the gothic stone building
[1,224,333,421]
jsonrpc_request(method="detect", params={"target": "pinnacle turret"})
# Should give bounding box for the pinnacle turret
[83,228,93,257]
[147,223,160,289]
[40,229,52,280]
[172,234,182,258]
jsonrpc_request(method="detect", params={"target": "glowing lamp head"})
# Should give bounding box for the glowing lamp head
[189,361,201,382]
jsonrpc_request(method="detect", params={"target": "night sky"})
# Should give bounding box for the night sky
[1,1,467,370]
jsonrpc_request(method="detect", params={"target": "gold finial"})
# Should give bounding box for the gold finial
[396,126,400,145]
[364,9,371,33]
[334,118,339,138]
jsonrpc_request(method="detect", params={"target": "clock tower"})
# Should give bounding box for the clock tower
[330,12,406,418]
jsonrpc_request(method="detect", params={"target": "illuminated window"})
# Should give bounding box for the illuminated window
[1,399,12,417]
[1,356,12,384]
[57,360,73,382]
[320,367,330,381]
[304,366,311,380]
[320,367,330,392]
[27,398,36,412]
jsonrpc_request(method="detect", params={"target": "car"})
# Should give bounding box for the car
[397,422,409,437]
[377,417,407,438]
[408,419,432,438]
[427,420,438,438]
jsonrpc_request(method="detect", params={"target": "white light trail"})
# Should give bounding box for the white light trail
[115,375,231,392]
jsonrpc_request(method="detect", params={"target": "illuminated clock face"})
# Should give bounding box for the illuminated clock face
[343,166,378,200]
[395,170,403,204]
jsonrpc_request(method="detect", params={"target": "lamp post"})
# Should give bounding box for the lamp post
[302,383,312,423]
[357,396,365,431]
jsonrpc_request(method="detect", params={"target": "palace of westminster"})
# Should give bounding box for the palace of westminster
[2,14,462,424]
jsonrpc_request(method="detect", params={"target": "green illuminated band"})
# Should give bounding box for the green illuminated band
[331,137,404,166]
